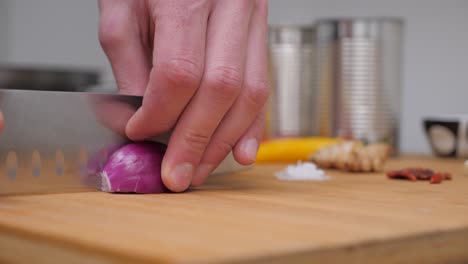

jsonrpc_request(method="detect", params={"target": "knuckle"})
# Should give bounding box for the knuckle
[255,0,269,14]
[160,58,203,89]
[243,80,270,108]
[212,138,235,156]
[205,66,243,98]
[182,129,211,153]
[238,0,255,12]
[98,15,128,49]
[115,80,135,95]
[255,112,267,131]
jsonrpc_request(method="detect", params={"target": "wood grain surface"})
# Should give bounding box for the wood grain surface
[0,156,467,264]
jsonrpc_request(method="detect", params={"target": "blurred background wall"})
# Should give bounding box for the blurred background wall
[0,0,8,59]
[0,0,467,154]
[0,1,106,74]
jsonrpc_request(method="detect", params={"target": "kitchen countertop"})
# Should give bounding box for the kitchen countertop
[0,156,467,263]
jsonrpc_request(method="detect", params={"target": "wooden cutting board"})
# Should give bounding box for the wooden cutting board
[0,156,467,264]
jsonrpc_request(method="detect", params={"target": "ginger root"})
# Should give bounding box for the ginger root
[308,141,392,172]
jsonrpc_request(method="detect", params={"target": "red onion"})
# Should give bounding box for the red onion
[100,141,168,193]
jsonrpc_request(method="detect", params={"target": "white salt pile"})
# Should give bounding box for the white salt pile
[275,161,330,181]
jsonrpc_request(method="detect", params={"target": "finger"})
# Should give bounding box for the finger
[191,0,269,186]
[193,110,267,186]
[89,96,139,137]
[161,0,255,192]
[125,1,211,140]
[98,0,152,95]
[233,109,267,164]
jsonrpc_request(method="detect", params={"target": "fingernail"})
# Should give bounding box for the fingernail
[168,163,193,192]
[241,138,259,163]
[192,164,215,186]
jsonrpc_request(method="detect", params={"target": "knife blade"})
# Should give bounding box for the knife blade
[0,89,246,195]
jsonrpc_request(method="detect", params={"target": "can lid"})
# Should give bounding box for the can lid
[315,17,404,39]
[315,17,404,25]
[268,25,316,44]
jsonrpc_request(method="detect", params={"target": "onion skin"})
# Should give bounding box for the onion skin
[101,141,168,194]
[87,144,124,175]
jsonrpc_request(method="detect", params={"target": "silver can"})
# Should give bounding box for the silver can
[267,25,317,138]
[315,17,404,149]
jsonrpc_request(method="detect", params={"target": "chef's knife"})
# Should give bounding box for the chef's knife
[0,89,246,195]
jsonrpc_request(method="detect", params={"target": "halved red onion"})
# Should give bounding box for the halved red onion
[101,141,168,193]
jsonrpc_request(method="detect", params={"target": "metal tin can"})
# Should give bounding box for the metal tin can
[315,17,404,150]
[267,25,317,138]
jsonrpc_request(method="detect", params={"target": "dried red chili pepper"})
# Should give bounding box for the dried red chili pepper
[429,173,443,184]
[387,168,451,184]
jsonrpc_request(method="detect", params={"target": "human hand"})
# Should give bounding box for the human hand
[98,0,269,192]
